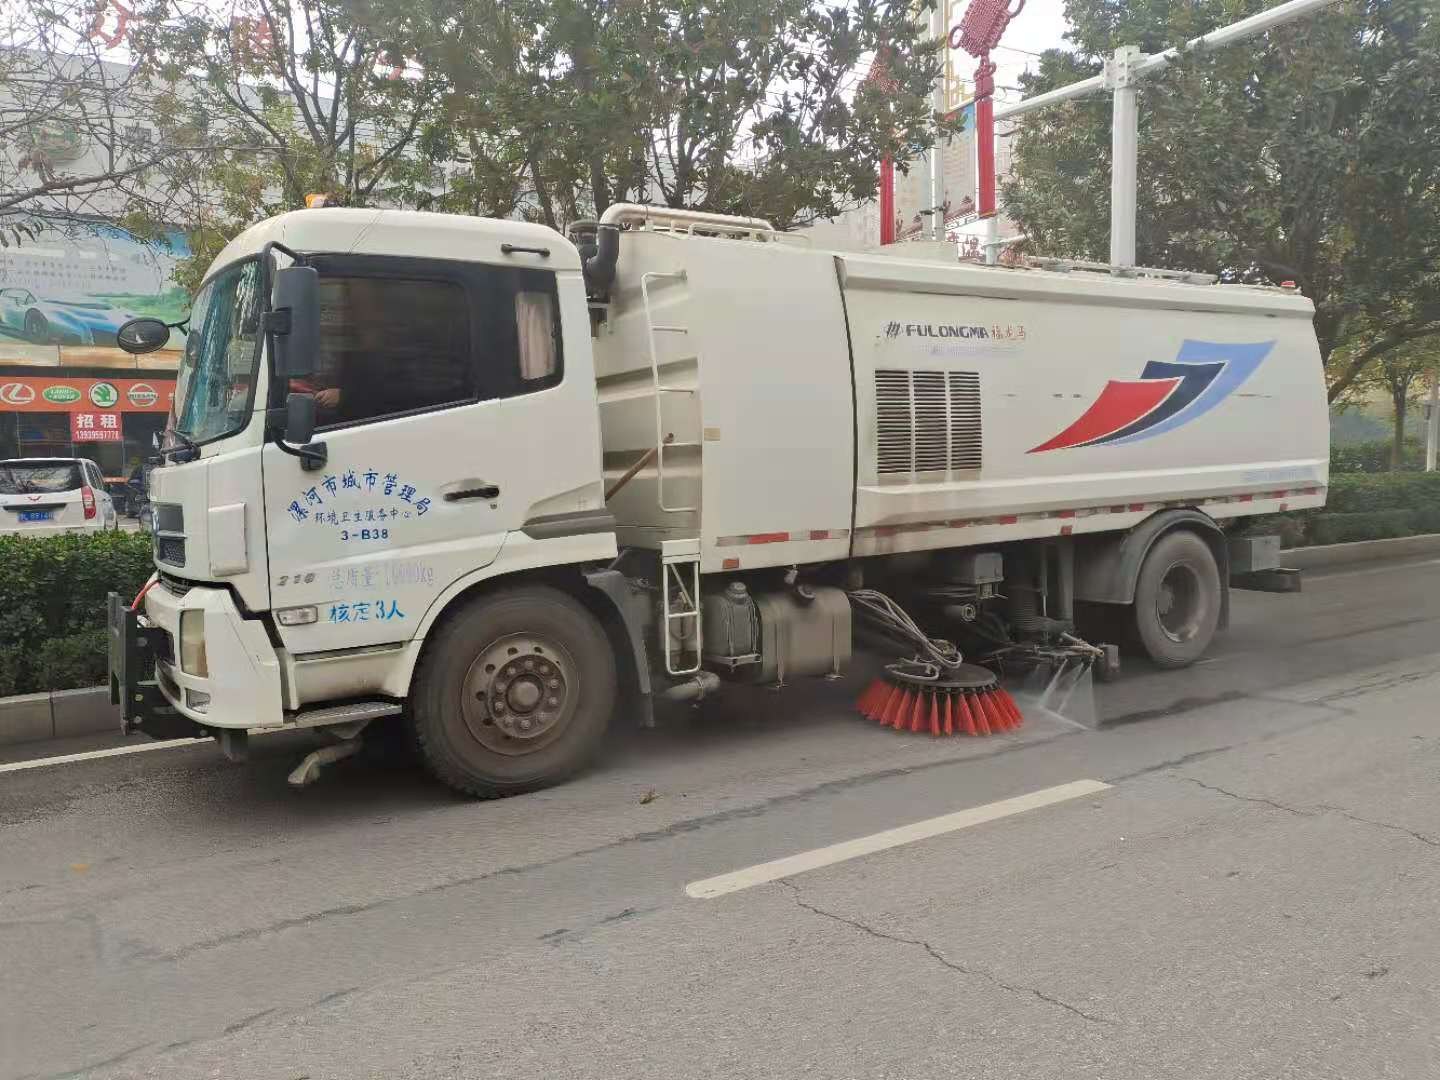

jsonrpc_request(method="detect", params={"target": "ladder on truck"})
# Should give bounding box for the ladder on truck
[640,270,701,676]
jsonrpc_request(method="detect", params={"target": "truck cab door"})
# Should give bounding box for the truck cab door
[260,254,570,653]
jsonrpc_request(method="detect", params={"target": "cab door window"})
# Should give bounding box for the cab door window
[301,256,564,431]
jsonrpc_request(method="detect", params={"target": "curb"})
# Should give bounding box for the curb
[1282,533,1440,571]
[0,686,116,748]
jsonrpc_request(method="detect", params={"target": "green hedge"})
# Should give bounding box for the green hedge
[0,532,154,696]
[1331,439,1427,474]
[1238,472,1440,548]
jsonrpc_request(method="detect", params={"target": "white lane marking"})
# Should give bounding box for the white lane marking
[0,738,210,774]
[685,778,1112,899]
[1309,557,1440,581]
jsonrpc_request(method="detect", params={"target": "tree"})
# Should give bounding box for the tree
[0,0,195,247]
[127,0,454,280]
[433,0,950,229]
[1001,0,1440,398]
[1335,331,1439,470]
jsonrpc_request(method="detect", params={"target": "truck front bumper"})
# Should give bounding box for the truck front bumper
[108,581,285,738]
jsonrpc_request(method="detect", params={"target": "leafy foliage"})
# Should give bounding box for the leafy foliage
[0,533,154,695]
[1330,439,1428,475]
[1240,472,1440,547]
[421,0,949,229]
[1003,0,1440,393]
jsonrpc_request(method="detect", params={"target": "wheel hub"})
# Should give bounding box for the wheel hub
[1157,563,1201,643]
[462,634,576,753]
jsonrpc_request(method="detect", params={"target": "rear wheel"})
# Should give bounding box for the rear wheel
[1130,530,1222,668]
[411,585,616,798]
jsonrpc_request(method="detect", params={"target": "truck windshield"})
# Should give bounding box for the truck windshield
[171,259,262,445]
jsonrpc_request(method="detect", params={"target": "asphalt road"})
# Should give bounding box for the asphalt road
[3,555,1440,1079]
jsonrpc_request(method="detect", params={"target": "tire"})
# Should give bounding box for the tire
[1130,530,1222,668]
[24,310,50,343]
[410,585,616,798]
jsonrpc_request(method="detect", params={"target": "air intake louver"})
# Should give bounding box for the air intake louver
[875,369,982,475]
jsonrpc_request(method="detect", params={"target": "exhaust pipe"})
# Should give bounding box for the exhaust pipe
[580,203,776,299]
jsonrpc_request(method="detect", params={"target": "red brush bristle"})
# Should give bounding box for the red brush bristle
[997,688,1023,728]
[909,690,926,732]
[972,692,992,736]
[929,695,941,736]
[880,684,905,728]
[942,693,954,735]
[956,693,978,736]
[859,678,890,720]
[987,691,1012,732]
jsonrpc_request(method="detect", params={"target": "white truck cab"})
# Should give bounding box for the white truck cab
[109,203,1326,795]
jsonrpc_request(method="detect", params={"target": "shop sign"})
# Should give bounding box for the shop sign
[0,375,172,414]
[72,411,124,442]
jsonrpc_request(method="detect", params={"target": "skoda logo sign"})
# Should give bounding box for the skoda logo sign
[126,383,159,408]
[0,382,35,406]
[43,385,81,404]
[89,382,119,408]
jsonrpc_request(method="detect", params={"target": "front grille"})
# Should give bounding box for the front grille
[158,572,192,599]
[156,535,186,567]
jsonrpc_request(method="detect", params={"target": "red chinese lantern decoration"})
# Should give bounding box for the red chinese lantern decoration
[950,0,1024,218]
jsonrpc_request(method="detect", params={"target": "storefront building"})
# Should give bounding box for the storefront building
[0,366,177,480]
[1,214,189,481]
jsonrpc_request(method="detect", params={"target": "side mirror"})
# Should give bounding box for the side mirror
[116,317,171,354]
[269,265,320,377]
[285,391,317,445]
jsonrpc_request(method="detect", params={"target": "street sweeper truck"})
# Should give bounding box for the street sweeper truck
[107,202,1327,794]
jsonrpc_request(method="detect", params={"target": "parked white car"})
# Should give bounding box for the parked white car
[0,458,118,535]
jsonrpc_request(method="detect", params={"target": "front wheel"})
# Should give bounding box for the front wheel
[411,585,616,798]
[23,310,50,343]
[1130,530,1222,668]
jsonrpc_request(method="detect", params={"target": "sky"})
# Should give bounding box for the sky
[986,0,1075,103]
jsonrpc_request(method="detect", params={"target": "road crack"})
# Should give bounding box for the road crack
[778,879,1111,1026]
[1180,777,1314,816]
[1323,807,1440,849]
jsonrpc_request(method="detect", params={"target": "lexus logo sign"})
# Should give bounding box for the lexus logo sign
[0,382,35,406]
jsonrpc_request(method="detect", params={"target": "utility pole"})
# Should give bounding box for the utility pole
[992,0,1343,271]
[928,0,948,242]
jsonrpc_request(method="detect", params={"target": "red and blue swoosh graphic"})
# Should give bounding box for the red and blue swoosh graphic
[1029,340,1275,453]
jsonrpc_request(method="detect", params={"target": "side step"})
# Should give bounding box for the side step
[280,700,403,731]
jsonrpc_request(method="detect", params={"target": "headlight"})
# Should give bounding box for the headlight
[179,610,208,676]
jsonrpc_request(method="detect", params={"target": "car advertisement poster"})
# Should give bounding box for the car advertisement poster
[0,218,189,360]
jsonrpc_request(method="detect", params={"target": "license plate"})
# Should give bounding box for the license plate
[18,510,52,522]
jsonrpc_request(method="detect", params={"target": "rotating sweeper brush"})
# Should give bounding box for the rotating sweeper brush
[848,589,1021,737]
[857,661,1022,735]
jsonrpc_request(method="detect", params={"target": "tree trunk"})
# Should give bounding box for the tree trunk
[1392,390,1408,471]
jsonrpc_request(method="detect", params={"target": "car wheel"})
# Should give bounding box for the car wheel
[23,310,50,344]
[1130,530,1222,668]
[411,585,616,798]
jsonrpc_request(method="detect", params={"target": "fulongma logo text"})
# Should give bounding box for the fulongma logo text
[885,322,989,340]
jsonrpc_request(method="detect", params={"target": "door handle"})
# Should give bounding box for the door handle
[445,484,500,502]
